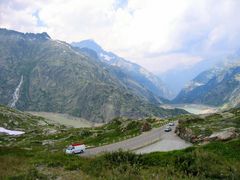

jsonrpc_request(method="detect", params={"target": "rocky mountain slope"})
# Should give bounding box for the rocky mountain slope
[173,61,240,107]
[74,46,169,105]
[71,40,173,100]
[0,28,185,122]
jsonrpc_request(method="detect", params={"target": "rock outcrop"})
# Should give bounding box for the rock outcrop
[204,127,238,141]
[176,124,239,143]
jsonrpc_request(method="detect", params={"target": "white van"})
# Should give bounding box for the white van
[65,143,86,154]
[168,122,175,126]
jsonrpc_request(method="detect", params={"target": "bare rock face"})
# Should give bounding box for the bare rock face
[175,126,197,143]
[204,127,238,141]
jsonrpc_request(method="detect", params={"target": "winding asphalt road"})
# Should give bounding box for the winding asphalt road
[135,124,192,154]
[82,122,192,156]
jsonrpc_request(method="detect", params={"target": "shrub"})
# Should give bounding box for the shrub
[125,121,141,131]
[145,117,156,124]
[79,129,92,137]
[141,122,151,132]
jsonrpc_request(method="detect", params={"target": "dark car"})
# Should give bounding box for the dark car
[164,127,172,132]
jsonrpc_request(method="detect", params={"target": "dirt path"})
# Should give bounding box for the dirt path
[82,122,192,156]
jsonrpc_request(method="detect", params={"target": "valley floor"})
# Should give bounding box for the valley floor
[27,111,103,128]
[160,103,219,114]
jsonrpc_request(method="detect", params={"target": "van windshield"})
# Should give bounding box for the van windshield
[67,146,74,150]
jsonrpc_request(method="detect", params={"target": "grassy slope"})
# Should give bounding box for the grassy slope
[1,105,240,179]
[1,139,240,179]
[1,104,170,148]
[1,116,169,150]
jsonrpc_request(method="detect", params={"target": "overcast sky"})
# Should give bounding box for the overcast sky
[1,0,240,74]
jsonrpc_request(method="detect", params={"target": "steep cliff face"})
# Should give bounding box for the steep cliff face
[0,29,186,122]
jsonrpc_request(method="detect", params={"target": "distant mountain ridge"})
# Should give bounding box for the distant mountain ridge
[173,61,240,107]
[71,40,174,100]
[161,49,240,95]
[0,28,186,122]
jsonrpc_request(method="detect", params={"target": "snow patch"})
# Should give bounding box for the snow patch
[0,127,25,136]
[100,53,113,61]
[193,82,204,86]
[185,81,204,91]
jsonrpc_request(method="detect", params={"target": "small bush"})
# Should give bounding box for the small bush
[79,129,92,137]
[141,122,151,132]
[125,121,141,131]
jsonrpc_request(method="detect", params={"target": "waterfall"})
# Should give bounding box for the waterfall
[9,75,23,108]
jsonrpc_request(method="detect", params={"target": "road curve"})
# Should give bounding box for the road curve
[82,122,192,156]
[135,124,192,154]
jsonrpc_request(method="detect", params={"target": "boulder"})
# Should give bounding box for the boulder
[205,127,238,141]
[175,126,197,143]
[44,128,58,135]
[42,140,55,146]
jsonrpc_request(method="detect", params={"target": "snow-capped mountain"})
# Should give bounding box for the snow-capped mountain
[71,40,173,100]
[173,61,240,107]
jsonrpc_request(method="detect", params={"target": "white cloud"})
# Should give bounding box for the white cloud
[130,53,203,74]
[1,0,240,74]
[0,0,47,32]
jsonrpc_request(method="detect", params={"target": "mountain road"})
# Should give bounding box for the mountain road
[82,121,192,156]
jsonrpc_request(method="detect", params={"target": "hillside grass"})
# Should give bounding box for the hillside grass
[1,112,170,150]
[2,105,240,179]
[1,139,240,179]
